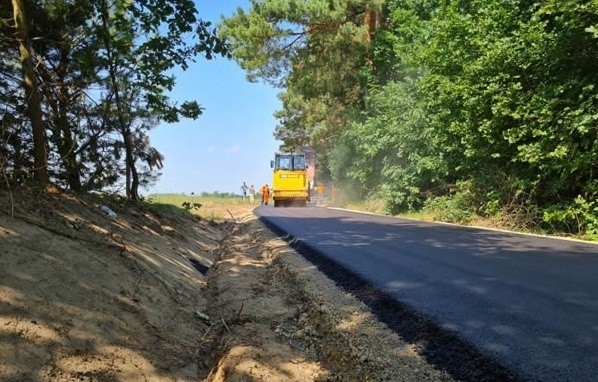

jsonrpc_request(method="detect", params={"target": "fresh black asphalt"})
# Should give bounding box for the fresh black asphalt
[255,205,598,382]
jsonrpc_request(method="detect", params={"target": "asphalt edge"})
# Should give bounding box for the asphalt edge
[327,206,598,246]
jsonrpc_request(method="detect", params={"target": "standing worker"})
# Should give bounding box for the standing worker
[317,183,325,205]
[261,184,270,205]
[241,182,249,201]
[249,184,256,204]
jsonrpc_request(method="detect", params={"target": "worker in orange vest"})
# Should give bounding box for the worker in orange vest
[261,184,270,205]
[316,184,325,205]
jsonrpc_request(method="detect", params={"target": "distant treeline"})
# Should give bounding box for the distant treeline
[221,0,597,239]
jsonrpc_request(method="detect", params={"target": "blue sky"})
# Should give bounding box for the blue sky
[147,0,281,195]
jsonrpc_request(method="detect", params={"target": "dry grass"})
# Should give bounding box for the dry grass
[147,193,257,222]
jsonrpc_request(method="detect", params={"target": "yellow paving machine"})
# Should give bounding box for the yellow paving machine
[271,152,310,207]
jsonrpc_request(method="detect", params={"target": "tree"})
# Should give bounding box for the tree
[221,0,382,152]
[11,0,49,185]
[95,0,224,199]
[1,0,226,198]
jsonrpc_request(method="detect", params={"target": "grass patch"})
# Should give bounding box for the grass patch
[344,201,440,223]
[397,210,437,222]
[344,198,387,215]
[147,193,251,222]
[144,201,196,220]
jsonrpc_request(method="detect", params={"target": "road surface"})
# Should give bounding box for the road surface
[255,205,598,382]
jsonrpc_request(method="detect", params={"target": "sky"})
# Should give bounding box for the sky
[146,0,281,196]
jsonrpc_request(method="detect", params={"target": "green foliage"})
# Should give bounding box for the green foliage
[381,182,422,215]
[330,80,445,214]
[422,194,473,224]
[347,0,596,237]
[418,0,598,203]
[542,197,598,240]
[328,139,365,202]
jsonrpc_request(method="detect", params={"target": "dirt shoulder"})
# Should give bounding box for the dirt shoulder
[0,188,453,381]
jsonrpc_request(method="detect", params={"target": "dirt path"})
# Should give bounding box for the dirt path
[198,210,324,380]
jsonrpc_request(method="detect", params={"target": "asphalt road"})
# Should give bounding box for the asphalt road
[255,205,598,382]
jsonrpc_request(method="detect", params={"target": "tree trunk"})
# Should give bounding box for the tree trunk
[123,129,134,199]
[12,0,49,185]
[130,157,140,201]
[363,8,380,44]
[99,0,135,199]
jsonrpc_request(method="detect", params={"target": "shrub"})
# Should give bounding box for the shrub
[383,185,423,215]
[182,201,202,211]
[422,194,472,224]
[542,196,598,240]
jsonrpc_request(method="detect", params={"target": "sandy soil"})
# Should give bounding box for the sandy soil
[0,186,452,381]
